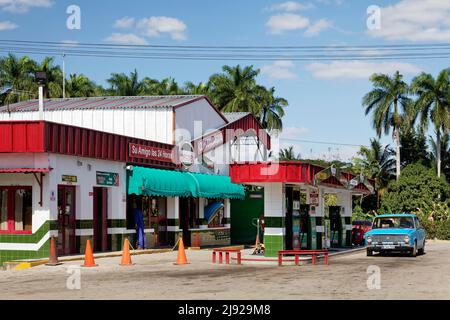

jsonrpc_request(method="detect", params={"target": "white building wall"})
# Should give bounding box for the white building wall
[174,99,226,140]
[0,107,174,144]
[47,154,127,222]
[0,153,52,234]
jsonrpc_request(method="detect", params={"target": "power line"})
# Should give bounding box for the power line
[0,40,449,61]
[281,137,367,147]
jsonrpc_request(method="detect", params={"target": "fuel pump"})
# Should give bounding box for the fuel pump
[299,204,310,249]
[329,206,342,247]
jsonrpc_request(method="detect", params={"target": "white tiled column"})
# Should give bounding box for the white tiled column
[263,182,286,256]
[224,198,231,228]
[167,197,181,244]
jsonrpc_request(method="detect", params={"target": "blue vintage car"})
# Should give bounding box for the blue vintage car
[364,214,426,257]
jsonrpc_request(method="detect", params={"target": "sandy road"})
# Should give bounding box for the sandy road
[1,240,449,300]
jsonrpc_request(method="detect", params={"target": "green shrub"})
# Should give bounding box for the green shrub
[415,202,450,240]
[381,163,450,213]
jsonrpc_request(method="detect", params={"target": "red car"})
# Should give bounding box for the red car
[352,220,372,245]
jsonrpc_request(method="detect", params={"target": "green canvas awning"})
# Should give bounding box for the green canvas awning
[127,166,197,197]
[127,166,245,200]
[187,172,245,200]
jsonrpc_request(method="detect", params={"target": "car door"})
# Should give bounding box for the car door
[415,217,425,247]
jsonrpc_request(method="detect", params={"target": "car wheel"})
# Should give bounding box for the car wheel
[418,240,425,255]
[366,249,373,256]
[410,241,417,257]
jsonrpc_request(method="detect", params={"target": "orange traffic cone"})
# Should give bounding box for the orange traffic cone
[82,239,97,267]
[174,237,189,265]
[120,238,133,266]
[46,236,62,266]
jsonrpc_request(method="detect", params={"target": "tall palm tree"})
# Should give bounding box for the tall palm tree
[65,74,98,97]
[257,86,287,131]
[430,133,450,181]
[209,65,260,113]
[107,69,145,96]
[278,146,300,161]
[353,139,395,208]
[362,71,412,180]
[411,69,450,177]
[0,54,36,104]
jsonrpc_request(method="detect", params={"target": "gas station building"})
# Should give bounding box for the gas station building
[230,162,374,257]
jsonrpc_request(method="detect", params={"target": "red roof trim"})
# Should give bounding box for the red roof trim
[0,168,51,173]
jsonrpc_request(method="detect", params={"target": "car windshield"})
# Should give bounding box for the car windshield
[373,217,414,229]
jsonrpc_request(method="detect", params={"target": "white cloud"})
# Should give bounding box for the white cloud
[306,61,423,80]
[266,13,331,36]
[280,126,310,139]
[266,13,310,34]
[268,1,315,12]
[304,18,332,37]
[104,33,148,45]
[137,16,187,41]
[114,16,135,29]
[261,60,298,80]
[0,0,52,13]
[368,0,450,42]
[0,20,17,30]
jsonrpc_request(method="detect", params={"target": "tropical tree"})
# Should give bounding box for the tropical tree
[353,139,396,208]
[107,69,145,96]
[257,86,287,131]
[0,53,36,104]
[183,81,211,95]
[278,146,300,161]
[209,65,260,114]
[430,133,450,182]
[362,71,412,180]
[65,74,99,97]
[399,128,430,168]
[35,56,63,98]
[411,69,450,178]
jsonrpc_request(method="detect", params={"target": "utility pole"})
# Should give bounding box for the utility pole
[62,53,66,98]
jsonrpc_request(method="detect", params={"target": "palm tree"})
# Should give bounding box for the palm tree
[278,146,300,161]
[209,65,261,113]
[36,57,63,98]
[362,71,412,180]
[183,81,211,95]
[0,54,36,104]
[430,133,450,181]
[156,77,183,95]
[65,74,98,97]
[107,69,145,96]
[257,86,287,131]
[411,69,450,177]
[353,139,396,208]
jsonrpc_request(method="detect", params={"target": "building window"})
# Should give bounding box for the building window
[0,187,32,234]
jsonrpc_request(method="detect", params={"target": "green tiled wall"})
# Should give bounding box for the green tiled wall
[264,234,284,257]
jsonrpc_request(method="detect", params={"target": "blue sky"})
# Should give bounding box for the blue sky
[1,0,449,161]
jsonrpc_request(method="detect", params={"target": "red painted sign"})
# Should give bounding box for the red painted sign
[128,143,174,162]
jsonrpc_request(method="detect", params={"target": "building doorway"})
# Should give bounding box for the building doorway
[179,197,197,247]
[93,187,108,252]
[57,185,76,255]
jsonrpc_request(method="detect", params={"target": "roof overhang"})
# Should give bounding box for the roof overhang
[229,161,375,194]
